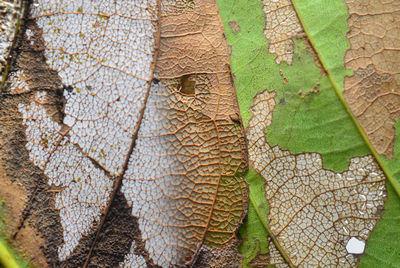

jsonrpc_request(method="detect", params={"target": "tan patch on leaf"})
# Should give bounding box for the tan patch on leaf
[194,239,243,268]
[246,89,386,267]
[262,0,303,65]
[344,0,400,158]
[228,20,241,34]
[0,154,47,267]
[0,158,26,233]
[248,252,270,268]
[12,225,48,268]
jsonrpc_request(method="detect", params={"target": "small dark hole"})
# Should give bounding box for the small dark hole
[178,75,196,96]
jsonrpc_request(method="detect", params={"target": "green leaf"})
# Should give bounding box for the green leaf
[358,122,400,267]
[359,184,400,267]
[238,168,269,268]
[218,0,400,266]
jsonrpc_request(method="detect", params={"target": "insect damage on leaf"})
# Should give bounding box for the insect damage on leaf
[262,0,303,65]
[246,89,386,267]
[343,0,400,159]
[1,0,248,267]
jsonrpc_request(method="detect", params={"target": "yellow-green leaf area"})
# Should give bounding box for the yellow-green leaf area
[359,122,400,267]
[290,0,352,92]
[238,168,269,268]
[0,199,31,268]
[291,4,400,265]
[291,0,400,196]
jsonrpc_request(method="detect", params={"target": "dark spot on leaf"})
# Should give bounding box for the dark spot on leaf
[279,98,286,105]
[228,20,240,34]
[309,87,320,94]
[229,113,241,124]
[152,78,160,84]
[63,84,73,93]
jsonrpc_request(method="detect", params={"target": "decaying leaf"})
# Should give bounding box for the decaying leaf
[343,0,400,159]
[0,0,247,267]
[247,89,386,267]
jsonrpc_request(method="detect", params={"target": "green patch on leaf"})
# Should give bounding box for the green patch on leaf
[290,0,352,92]
[360,122,400,266]
[239,168,269,267]
[218,0,400,266]
[359,183,400,267]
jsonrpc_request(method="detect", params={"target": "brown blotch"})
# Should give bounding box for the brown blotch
[248,253,270,268]
[343,0,400,159]
[228,20,240,34]
[344,64,400,158]
[178,74,196,96]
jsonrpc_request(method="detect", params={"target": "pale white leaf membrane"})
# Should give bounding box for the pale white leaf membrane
[122,80,211,267]
[18,92,113,260]
[262,0,302,65]
[30,0,157,175]
[120,241,146,268]
[18,0,158,261]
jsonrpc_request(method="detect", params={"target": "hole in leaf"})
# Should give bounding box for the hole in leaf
[178,75,196,96]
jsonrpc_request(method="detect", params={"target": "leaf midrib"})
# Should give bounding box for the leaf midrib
[289,0,400,199]
[82,1,162,266]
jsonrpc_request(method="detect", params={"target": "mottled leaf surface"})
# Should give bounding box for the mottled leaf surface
[218,0,399,267]
[0,0,247,267]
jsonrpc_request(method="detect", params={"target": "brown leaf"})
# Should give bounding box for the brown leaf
[343,0,400,159]
[0,0,247,267]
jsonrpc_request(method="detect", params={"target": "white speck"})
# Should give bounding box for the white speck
[26,29,34,39]
[346,237,365,254]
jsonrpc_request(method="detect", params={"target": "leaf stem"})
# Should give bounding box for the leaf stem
[0,240,19,268]
[248,193,295,268]
[290,0,400,199]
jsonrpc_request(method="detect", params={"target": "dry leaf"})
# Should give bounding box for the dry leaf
[0,0,247,267]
